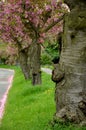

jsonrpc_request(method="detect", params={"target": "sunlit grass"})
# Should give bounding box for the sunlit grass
[0,65,55,130]
[0,65,86,130]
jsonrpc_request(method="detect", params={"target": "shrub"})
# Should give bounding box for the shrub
[45,43,60,60]
[41,53,52,65]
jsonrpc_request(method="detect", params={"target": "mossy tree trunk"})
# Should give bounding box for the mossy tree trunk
[52,1,86,125]
[18,48,30,80]
[17,40,41,85]
[31,42,41,85]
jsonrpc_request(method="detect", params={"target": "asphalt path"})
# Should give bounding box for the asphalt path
[0,68,14,119]
[41,68,52,75]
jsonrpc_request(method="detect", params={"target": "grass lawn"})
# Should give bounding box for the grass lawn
[0,65,86,130]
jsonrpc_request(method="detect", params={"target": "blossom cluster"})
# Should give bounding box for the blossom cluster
[0,0,65,45]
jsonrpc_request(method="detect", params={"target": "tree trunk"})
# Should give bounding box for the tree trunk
[52,1,86,125]
[18,49,30,80]
[31,42,41,85]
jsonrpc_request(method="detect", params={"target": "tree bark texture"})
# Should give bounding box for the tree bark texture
[52,1,86,125]
[31,42,41,85]
[18,49,30,80]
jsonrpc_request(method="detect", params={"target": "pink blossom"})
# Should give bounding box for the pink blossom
[0,25,2,29]
[0,0,63,48]
[45,5,52,11]
[38,37,44,44]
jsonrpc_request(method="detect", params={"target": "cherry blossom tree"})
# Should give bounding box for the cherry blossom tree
[0,0,66,85]
[0,1,32,79]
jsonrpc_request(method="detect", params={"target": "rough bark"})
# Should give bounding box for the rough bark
[17,40,41,84]
[18,48,30,80]
[31,42,41,85]
[52,1,86,125]
[64,0,86,10]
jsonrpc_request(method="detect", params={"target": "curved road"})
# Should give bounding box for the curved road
[0,68,14,119]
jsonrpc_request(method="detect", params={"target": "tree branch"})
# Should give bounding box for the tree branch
[43,14,64,33]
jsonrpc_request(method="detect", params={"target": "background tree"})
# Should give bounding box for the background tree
[0,41,18,65]
[0,1,31,79]
[0,0,65,85]
[52,0,86,125]
[17,0,64,85]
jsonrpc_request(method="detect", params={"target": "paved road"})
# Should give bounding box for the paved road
[0,68,14,119]
[41,68,52,75]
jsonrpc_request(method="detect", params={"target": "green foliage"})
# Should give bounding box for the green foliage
[41,53,52,65]
[0,43,8,64]
[41,42,60,65]
[45,42,60,61]
[0,43,18,65]
[0,43,7,49]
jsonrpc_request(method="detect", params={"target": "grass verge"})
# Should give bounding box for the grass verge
[0,65,86,130]
[0,65,55,130]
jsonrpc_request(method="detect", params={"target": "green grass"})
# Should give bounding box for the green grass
[0,65,55,130]
[0,65,86,130]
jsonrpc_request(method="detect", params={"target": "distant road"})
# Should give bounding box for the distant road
[41,68,52,75]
